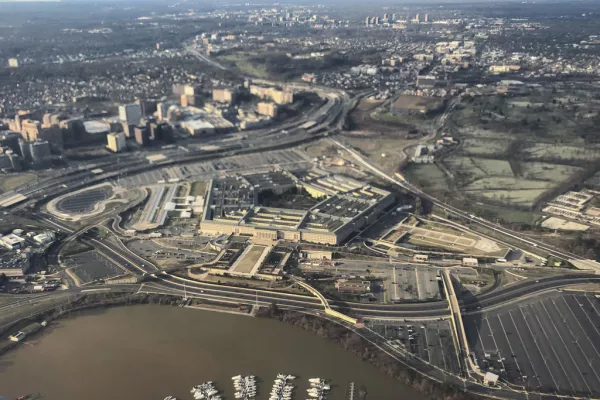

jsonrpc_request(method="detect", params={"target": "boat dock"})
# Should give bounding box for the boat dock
[348,382,355,400]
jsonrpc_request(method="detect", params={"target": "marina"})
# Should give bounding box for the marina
[269,374,295,400]
[232,375,257,399]
[190,382,221,400]
[306,378,330,400]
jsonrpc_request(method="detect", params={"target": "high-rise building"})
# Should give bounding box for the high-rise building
[158,122,174,143]
[118,104,142,125]
[121,122,135,138]
[365,16,370,26]
[29,140,51,168]
[106,132,127,153]
[424,14,429,22]
[149,122,162,141]
[392,13,397,22]
[414,14,420,23]
[7,151,22,171]
[134,126,149,146]
[18,139,30,161]
[157,103,169,121]
[375,16,380,25]
[257,102,278,117]
[383,13,389,23]
[0,131,21,154]
[8,58,19,68]
[212,88,237,104]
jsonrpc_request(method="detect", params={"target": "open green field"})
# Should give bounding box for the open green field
[525,143,600,161]
[403,163,450,193]
[0,173,37,192]
[461,138,512,156]
[216,52,268,78]
[233,245,267,274]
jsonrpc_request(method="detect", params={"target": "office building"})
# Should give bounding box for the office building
[106,132,127,153]
[257,102,278,117]
[121,122,135,138]
[157,103,169,121]
[134,126,149,146]
[149,122,162,141]
[212,88,237,104]
[200,171,394,245]
[119,104,143,125]
[365,16,370,26]
[29,140,51,168]
[18,139,30,161]
[424,14,429,22]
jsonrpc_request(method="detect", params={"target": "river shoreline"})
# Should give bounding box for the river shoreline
[0,292,477,400]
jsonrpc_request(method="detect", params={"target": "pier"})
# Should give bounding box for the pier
[348,382,355,400]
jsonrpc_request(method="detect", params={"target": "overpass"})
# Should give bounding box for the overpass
[292,279,358,325]
[441,269,482,380]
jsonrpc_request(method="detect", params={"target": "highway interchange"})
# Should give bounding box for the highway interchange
[2,79,600,400]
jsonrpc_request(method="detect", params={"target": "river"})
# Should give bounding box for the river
[0,305,427,400]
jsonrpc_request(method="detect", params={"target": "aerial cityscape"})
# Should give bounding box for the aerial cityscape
[0,0,600,399]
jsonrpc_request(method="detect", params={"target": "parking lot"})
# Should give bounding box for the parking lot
[66,250,125,284]
[55,186,113,214]
[119,150,312,189]
[369,319,462,376]
[127,239,217,264]
[387,265,441,302]
[464,291,600,396]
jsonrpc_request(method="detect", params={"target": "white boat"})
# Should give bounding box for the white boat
[164,397,177,400]
[286,375,296,380]
[308,378,321,384]
[322,384,330,390]
[232,375,242,380]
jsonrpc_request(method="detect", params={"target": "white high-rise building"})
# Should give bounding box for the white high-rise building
[106,132,127,153]
[118,103,142,125]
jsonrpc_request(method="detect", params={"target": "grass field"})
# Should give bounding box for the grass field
[461,138,511,156]
[0,173,37,192]
[403,163,450,193]
[525,144,600,161]
[217,53,268,78]
[520,162,582,182]
[391,95,444,112]
[232,245,267,274]
[339,135,409,174]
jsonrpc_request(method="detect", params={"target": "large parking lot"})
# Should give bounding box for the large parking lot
[127,239,217,264]
[369,319,462,376]
[464,291,600,397]
[387,265,441,302]
[66,250,125,284]
[119,150,312,189]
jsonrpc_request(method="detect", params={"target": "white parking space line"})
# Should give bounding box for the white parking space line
[497,313,538,388]
[484,317,506,371]
[516,308,559,390]
[540,300,592,394]
[561,296,600,357]
[530,307,576,394]
[551,298,600,389]
[437,327,449,372]
[575,295,600,338]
